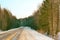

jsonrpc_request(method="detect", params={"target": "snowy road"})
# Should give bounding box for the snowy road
[0,27,54,40]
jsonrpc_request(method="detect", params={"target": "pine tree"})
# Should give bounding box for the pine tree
[33,0,49,34]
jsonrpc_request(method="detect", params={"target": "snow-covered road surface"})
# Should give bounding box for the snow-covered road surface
[0,27,54,40]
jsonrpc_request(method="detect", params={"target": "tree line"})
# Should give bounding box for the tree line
[0,7,37,31]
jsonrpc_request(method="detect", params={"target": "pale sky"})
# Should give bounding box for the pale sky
[0,0,43,19]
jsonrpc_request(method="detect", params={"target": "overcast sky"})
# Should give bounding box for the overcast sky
[0,0,43,19]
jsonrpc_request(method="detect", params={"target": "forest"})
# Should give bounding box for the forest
[0,0,60,38]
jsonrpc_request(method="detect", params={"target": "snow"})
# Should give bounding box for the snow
[0,27,54,40]
[56,32,60,40]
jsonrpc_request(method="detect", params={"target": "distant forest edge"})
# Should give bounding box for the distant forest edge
[0,0,60,38]
[0,7,39,30]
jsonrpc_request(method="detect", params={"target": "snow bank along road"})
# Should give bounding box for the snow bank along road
[0,27,54,40]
